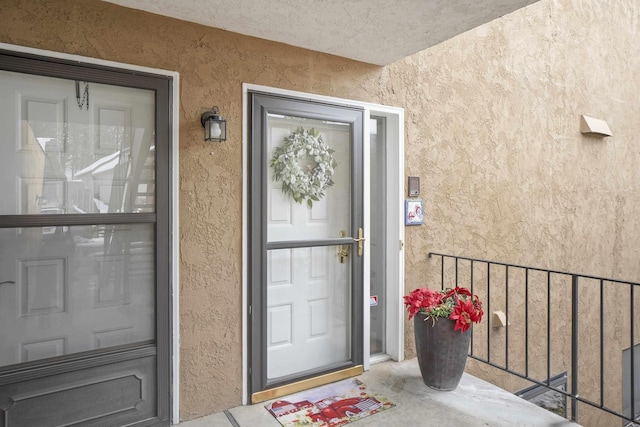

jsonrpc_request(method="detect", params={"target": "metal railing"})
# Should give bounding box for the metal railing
[428,252,639,426]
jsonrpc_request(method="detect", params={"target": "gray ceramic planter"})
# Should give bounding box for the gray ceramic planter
[413,314,471,391]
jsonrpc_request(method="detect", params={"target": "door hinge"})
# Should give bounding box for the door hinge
[400,240,404,250]
[249,304,252,315]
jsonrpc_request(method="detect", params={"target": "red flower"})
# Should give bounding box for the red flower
[472,298,484,322]
[404,286,484,326]
[403,288,443,320]
[449,298,483,332]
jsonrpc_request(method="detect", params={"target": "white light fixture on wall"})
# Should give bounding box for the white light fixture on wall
[580,115,612,137]
[201,106,227,142]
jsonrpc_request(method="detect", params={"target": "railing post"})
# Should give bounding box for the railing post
[631,284,636,425]
[571,275,579,422]
[487,263,491,363]
[440,255,445,291]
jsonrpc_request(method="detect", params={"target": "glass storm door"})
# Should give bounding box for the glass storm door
[250,93,364,400]
[0,50,171,426]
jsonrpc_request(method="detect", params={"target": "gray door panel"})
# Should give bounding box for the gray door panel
[0,50,171,427]
[0,355,157,426]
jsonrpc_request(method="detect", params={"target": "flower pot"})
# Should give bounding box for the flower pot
[413,314,471,391]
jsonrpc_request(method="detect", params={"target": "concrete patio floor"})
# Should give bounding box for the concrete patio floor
[177,358,581,426]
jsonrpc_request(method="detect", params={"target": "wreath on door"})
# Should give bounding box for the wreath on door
[270,127,337,208]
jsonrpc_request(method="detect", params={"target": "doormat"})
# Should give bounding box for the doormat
[265,378,395,427]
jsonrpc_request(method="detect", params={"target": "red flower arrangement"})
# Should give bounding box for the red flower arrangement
[404,286,483,332]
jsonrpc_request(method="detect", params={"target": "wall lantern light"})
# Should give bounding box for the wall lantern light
[580,115,612,138]
[201,106,227,142]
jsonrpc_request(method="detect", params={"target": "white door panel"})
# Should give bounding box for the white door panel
[266,118,353,380]
[267,247,350,377]
[266,121,351,243]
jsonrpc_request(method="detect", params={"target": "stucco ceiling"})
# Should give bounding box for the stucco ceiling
[102,0,539,66]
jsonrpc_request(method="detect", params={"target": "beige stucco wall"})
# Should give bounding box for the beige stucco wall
[400,2,640,425]
[1,0,639,424]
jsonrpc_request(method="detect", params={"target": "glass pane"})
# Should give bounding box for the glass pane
[0,70,155,215]
[266,114,351,242]
[369,117,387,356]
[266,246,351,380]
[0,224,155,367]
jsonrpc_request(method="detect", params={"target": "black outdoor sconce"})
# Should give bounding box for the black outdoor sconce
[201,106,227,142]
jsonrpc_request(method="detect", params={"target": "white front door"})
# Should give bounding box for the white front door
[250,93,364,397]
[266,118,353,378]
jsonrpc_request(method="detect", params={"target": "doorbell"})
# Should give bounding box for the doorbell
[408,176,420,197]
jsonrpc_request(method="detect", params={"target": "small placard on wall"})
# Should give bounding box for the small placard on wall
[405,199,424,225]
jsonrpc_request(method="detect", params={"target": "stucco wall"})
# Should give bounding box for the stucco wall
[399,2,640,425]
[400,2,640,425]
[1,0,639,424]
[403,0,640,282]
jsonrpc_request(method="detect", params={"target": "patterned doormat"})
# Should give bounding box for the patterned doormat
[265,378,395,427]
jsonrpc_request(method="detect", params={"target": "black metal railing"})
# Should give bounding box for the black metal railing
[428,252,639,426]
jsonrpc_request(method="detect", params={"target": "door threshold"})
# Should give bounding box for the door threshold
[370,354,392,365]
[251,365,363,404]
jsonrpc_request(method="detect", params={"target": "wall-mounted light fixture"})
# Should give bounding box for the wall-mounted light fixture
[580,115,612,137]
[201,106,227,142]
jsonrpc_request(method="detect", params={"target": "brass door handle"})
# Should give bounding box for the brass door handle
[338,229,365,261]
[353,227,365,256]
[337,231,350,263]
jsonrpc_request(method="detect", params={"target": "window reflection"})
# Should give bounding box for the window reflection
[21,121,155,215]
[0,70,155,215]
[0,70,158,367]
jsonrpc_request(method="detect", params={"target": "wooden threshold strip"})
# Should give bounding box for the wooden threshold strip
[251,365,364,404]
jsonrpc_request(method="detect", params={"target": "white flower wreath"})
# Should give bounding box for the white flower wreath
[270,127,337,208]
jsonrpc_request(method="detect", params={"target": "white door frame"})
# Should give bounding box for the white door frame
[241,83,404,405]
[0,42,181,424]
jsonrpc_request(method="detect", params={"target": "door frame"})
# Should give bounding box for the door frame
[0,42,181,424]
[241,83,404,405]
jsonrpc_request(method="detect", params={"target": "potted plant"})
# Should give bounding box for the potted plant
[404,286,484,390]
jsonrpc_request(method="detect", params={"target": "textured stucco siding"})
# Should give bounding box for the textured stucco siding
[1,0,639,424]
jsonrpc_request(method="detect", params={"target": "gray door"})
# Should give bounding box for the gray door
[249,93,364,398]
[0,50,171,426]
